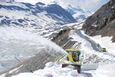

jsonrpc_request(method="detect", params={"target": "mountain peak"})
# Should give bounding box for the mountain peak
[36,2,45,6]
[0,2,76,31]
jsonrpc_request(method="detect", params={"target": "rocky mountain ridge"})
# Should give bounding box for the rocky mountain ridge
[82,0,115,42]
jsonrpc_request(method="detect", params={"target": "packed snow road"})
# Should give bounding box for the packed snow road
[75,30,101,51]
[70,29,115,64]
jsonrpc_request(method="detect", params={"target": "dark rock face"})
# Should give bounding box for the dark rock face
[82,0,115,42]
[52,27,77,49]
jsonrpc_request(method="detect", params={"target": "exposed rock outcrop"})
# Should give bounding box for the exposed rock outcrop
[82,0,115,42]
[52,27,77,49]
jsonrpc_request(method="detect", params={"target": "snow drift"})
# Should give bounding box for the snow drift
[12,62,80,77]
[0,26,67,76]
[93,63,115,77]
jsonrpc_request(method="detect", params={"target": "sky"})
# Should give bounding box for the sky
[15,0,109,12]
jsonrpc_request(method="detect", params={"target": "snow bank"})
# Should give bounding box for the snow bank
[0,26,67,75]
[12,62,82,77]
[93,63,115,77]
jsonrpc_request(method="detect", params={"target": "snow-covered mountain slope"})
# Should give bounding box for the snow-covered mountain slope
[0,0,14,2]
[0,1,115,77]
[0,2,76,38]
[82,0,115,42]
[0,2,75,23]
[0,26,67,75]
[66,5,92,22]
[0,2,91,39]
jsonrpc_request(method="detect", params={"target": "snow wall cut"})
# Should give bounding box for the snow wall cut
[0,27,67,75]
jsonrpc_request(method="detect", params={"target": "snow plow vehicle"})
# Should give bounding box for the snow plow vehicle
[62,48,83,73]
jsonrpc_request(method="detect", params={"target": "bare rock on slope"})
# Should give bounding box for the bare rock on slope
[82,0,115,42]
